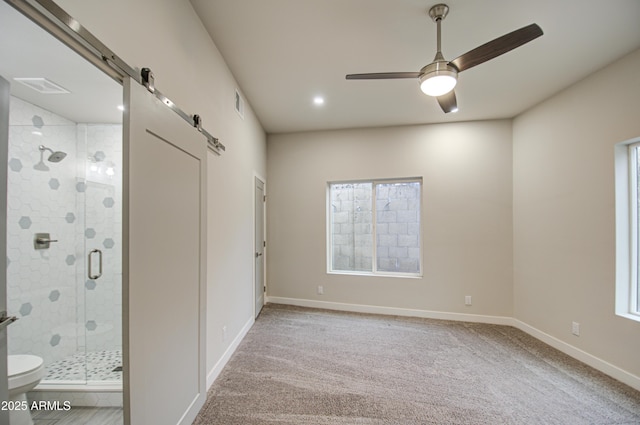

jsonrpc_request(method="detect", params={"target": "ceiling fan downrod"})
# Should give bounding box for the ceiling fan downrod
[428,3,449,61]
[418,3,457,97]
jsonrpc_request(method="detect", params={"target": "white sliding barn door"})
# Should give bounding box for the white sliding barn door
[123,78,207,425]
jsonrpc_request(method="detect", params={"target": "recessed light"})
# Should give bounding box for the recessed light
[117,105,125,111]
[313,96,325,106]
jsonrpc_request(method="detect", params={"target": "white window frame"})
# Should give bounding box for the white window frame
[627,142,640,316]
[326,177,423,278]
[615,138,640,321]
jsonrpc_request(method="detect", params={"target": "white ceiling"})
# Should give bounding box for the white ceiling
[191,0,640,134]
[0,1,122,124]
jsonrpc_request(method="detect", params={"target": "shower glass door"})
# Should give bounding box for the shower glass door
[80,124,123,385]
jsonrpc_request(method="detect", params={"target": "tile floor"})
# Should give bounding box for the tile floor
[44,350,122,382]
[32,406,122,425]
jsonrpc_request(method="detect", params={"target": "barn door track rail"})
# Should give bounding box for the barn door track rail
[4,0,225,154]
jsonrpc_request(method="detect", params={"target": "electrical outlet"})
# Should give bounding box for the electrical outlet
[317,285,324,295]
[465,295,472,306]
[571,321,580,336]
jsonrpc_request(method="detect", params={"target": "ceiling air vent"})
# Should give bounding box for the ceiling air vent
[234,89,245,120]
[14,77,70,94]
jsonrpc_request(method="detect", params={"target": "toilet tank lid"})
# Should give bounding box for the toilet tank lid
[8,354,44,375]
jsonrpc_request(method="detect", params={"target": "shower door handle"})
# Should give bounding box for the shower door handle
[88,249,103,280]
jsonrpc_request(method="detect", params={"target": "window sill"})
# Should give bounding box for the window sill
[616,312,640,323]
[327,270,423,279]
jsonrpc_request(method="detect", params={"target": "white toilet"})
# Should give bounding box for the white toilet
[8,354,45,425]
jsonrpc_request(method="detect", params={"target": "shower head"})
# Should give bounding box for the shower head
[48,151,67,162]
[39,145,67,163]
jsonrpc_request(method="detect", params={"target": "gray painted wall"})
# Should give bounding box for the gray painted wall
[267,120,514,317]
[513,48,640,379]
[56,0,267,384]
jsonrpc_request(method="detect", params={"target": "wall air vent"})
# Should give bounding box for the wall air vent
[14,78,70,94]
[234,89,245,120]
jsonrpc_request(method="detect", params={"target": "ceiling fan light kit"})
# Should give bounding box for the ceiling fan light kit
[345,3,543,113]
[419,61,457,96]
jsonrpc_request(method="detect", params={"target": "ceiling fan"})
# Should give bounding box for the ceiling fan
[345,3,543,113]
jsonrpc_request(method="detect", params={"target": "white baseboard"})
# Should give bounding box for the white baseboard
[265,296,513,325]
[512,319,640,391]
[266,296,640,392]
[206,315,254,390]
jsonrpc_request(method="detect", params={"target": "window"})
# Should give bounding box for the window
[630,143,640,315]
[328,178,422,277]
[626,142,640,316]
[615,139,640,320]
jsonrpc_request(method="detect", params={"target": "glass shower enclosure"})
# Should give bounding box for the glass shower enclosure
[6,95,123,403]
[1,0,124,410]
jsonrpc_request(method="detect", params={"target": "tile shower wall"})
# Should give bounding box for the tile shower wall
[6,96,122,375]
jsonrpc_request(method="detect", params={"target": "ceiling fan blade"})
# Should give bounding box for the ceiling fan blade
[346,72,421,80]
[450,24,543,72]
[437,90,457,114]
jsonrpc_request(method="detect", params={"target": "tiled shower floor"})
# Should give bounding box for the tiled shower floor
[44,350,122,382]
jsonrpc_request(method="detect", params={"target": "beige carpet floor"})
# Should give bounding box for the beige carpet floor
[193,304,640,424]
